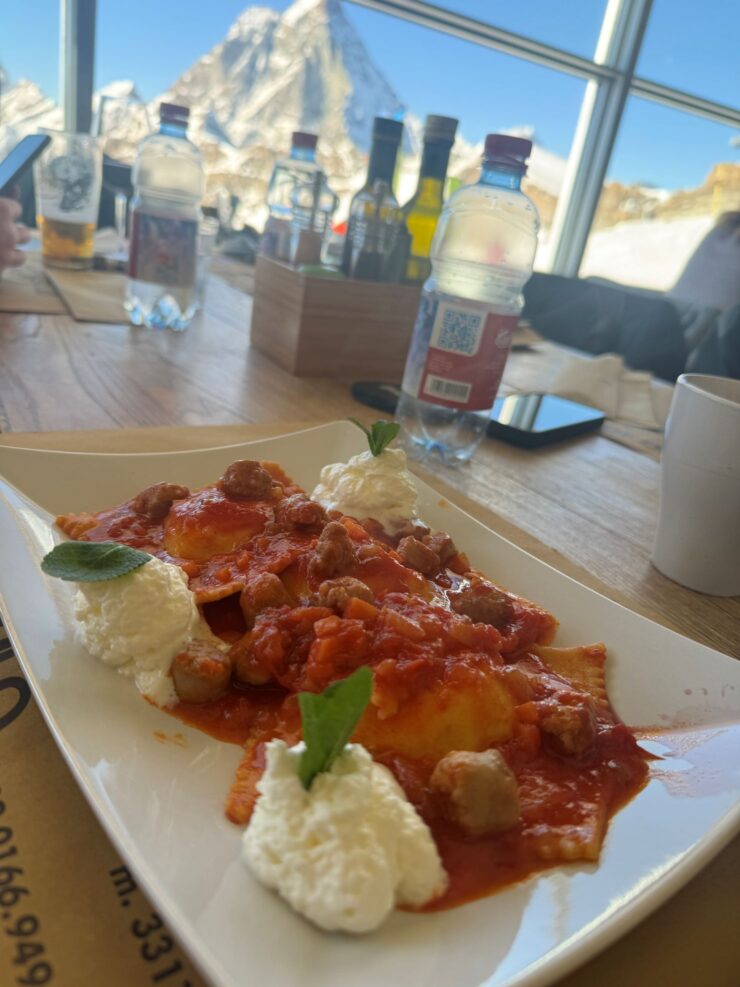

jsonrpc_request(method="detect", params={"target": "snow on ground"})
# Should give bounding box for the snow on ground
[578,214,714,291]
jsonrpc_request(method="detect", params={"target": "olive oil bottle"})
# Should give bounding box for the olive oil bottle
[402,115,458,284]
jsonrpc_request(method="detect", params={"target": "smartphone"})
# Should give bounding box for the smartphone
[0,134,51,197]
[351,382,605,448]
[487,393,605,447]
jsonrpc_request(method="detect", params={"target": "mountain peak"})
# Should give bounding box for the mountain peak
[227,5,280,41]
[162,0,403,154]
[282,0,340,27]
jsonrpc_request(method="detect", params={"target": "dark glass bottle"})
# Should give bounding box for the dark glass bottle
[342,117,404,281]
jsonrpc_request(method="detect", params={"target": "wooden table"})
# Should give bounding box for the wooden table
[0,270,738,986]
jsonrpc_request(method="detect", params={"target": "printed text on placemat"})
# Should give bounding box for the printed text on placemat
[109,866,196,986]
[0,787,54,986]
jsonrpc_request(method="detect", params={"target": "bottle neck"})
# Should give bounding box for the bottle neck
[480,160,523,190]
[366,139,400,186]
[419,140,453,183]
[159,120,188,139]
[291,146,316,163]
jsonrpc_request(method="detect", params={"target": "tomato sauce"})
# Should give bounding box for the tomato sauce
[58,470,650,912]
[169,678,648,909]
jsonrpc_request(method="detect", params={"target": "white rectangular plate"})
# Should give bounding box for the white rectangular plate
[0,421,738,987]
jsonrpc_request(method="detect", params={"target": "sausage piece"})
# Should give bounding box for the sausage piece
[431,749,521,835]
[539,701,597,755]
[310,521,356,578]
[240,573,291,627]
[397,536,441,576]
[393,519,431,543]
[171,641,232,703]
[219,460,273,500]
[317,577,374,612]
[423,531,458,567]
[274,493,326,530]
[132,482,190,522]
[448,580,513,629]
[229,632,272,686]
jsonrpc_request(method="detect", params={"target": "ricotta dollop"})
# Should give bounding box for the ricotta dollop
[242,740,447,933]
[73,556,201,707]
[312,447,418,533]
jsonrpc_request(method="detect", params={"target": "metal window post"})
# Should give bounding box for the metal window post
[60,0,97,133]
[547,0,653,277]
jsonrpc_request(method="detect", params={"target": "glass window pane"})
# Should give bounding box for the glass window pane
[438,0,607,59]
[92,0,584,268]
[580,97,740,296]
[336,2,586,270]
[0,1,61,151]
[636,0,739,105]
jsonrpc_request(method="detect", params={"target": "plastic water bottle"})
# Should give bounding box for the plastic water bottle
[397,134,539,463]
[260,132,323,262]
[289,164,339,267]
[125,103,204,330]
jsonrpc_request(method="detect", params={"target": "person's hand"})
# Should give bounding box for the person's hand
[0,197,32,271]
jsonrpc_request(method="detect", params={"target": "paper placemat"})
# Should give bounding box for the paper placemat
[0,622,209,987]
[44,268,127,324]
[0,253,66,315]
[0,424,737,987]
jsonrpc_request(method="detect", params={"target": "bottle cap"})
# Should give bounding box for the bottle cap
[292,131,318,151]
[483,134,532,172]
[159,103,189,125]
[372,117,404,144]
[424,115,458,143]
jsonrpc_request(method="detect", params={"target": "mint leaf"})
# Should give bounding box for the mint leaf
[297,665,373,790]
[41,541,152,582]
[348,417,400,457]
[369,420,400,455]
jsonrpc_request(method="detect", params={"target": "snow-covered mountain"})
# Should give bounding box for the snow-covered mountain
[0,0,568,229]
[163,0,402,153]
[156,0,410,223]
[0,78,61,152]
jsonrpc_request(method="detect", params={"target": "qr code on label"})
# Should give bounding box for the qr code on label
[434,307,483,356]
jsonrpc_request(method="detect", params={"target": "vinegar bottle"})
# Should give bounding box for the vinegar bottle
[396,134,539,463]
[341,117,404,281]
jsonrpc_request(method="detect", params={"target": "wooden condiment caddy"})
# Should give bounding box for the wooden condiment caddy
[250,255,421,378]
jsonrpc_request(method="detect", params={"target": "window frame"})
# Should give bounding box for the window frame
[349,0,739,275]
[61,0,739,275]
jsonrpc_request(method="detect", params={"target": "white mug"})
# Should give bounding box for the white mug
[652,374,740,597]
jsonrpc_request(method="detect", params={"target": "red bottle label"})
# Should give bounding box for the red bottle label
[412,296,517,411]
[128,210,197,288]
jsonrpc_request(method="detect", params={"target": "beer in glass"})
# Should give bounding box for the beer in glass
[34,132,102,269]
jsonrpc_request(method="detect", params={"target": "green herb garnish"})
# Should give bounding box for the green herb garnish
[348,418,400,457]
[41,541,152,582]
[297,665,373,790]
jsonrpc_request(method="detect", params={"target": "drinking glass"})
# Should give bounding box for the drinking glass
[195,217,219,312]
[651,374,740,596]
[33,131,103,270]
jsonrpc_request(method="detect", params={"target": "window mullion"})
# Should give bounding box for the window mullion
[547,0,653,277]
[60,0,97,133]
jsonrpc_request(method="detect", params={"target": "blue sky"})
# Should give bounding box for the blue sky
[1,0,737,189]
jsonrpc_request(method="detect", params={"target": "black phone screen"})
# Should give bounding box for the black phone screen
[350,383,605,449]
[489,393,604,446]
[0,134,51,197]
